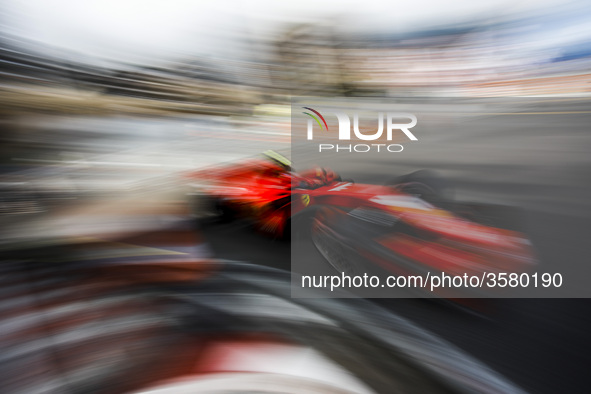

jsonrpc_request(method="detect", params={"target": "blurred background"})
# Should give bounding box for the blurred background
[1,0,591,393]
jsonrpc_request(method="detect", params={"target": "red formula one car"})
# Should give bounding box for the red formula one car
[186,151,536,296]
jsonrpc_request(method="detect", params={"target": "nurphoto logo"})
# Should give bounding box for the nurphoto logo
[302,107,418,153]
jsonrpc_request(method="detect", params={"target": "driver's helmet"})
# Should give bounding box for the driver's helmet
[262,150,292,171]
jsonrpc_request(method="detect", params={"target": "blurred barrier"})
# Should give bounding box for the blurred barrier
[0,239,525,393]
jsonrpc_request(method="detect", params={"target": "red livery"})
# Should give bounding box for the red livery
[186,151,536,296]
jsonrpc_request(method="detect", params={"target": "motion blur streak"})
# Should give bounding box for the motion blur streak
[0,0,590,393]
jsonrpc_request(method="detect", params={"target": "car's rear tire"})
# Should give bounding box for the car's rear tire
[188,193,234,223]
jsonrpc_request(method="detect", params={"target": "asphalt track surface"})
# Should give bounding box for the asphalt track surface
[4,97,591,393]
[201,97,591,393]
